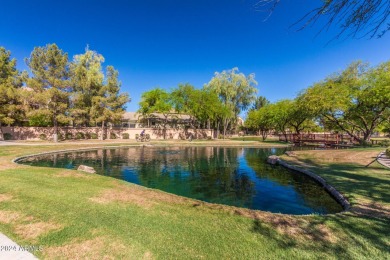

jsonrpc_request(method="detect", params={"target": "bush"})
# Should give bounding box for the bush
[90,133,98,139]
[3,133,12,140]
[386,147,390,157]
[65,133,73,140]
[85,133,91,139]
[39,134,47,140]
[122,133,129,139]
[110,132,117,139]
[379,139,390,147]
[75,132,85,140]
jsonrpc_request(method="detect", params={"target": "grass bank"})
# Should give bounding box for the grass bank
[0,143,388,259]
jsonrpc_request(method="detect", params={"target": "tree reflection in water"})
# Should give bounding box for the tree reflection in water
[20,147,343,215]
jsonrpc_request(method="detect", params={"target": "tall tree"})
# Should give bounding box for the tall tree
[287,98,315,134]
[299,61,390,143]
[70,47,105,126]
[0,47,24,140]
[26,44,70,142]
[258,0,390,38]
[206,67,258,138]
[245,105,274,140]
[268,100,292,141]
[91,66,130,140]
[138,88,172,139]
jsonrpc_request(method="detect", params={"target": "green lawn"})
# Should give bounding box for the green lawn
[0,143,389,259]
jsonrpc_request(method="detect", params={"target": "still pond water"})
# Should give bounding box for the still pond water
[18,146,343,215]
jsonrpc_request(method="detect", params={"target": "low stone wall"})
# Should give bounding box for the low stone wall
[0,127,214,141]
[268,156,351,211]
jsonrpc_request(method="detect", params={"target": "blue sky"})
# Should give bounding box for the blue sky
[1,0,389,114]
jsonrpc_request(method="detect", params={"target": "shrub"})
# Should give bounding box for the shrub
[65,133,73,140]
[39,134,47,140]
[379,139,390,147]
[75,132,85,140]
[110,132,117,139]
[386,147,390,157]
[3,133,12,140]
[85,133,91,139]
[90,133,98,139]
[122,133,129,139]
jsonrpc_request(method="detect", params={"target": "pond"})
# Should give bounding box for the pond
[17,146,343,215]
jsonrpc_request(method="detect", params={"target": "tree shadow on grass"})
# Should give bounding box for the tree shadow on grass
[250,216,349,257]
[249,211,389,258]
[288,158,390,205]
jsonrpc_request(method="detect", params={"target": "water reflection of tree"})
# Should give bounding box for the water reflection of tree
[22,146,342,213]
[132,147,257,207]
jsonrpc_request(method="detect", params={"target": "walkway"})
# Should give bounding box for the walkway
[377,152,390,169]
[0,233,37,259]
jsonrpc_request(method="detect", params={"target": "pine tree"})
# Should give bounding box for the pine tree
[26,44,71,142]
[91,66,130,140]
[0,47,24,140]
[70,47,105,126]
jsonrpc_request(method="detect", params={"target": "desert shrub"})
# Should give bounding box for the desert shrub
[65,133,73,140]
[3,133,12,140]
[122,133,129,139]
[75,132,85,140]
[90,133,98,139]
[39,134,47,140]
[110,132,117,139]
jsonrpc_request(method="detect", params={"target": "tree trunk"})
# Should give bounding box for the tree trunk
[223,118,228,139]
[260,129,268,141]
[0,122,3,141]
[283,131,288,142]
[216,121,220,139]
[53,118,58,143]
[163,117,168,139]
[101,121,105,140]
[294,125,301,135]
[362,131,372,143]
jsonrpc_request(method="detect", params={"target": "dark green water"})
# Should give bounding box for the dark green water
[18,146,343,215]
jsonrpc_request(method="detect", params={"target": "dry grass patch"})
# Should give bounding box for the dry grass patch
[90,182,188,208]
[0,210,21,224]
[43,236,132,259]
[55,170,91,178]
[232,209,338,243]
[15,221,63,240]
[292,149,380,166]
[0,194,13,203]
